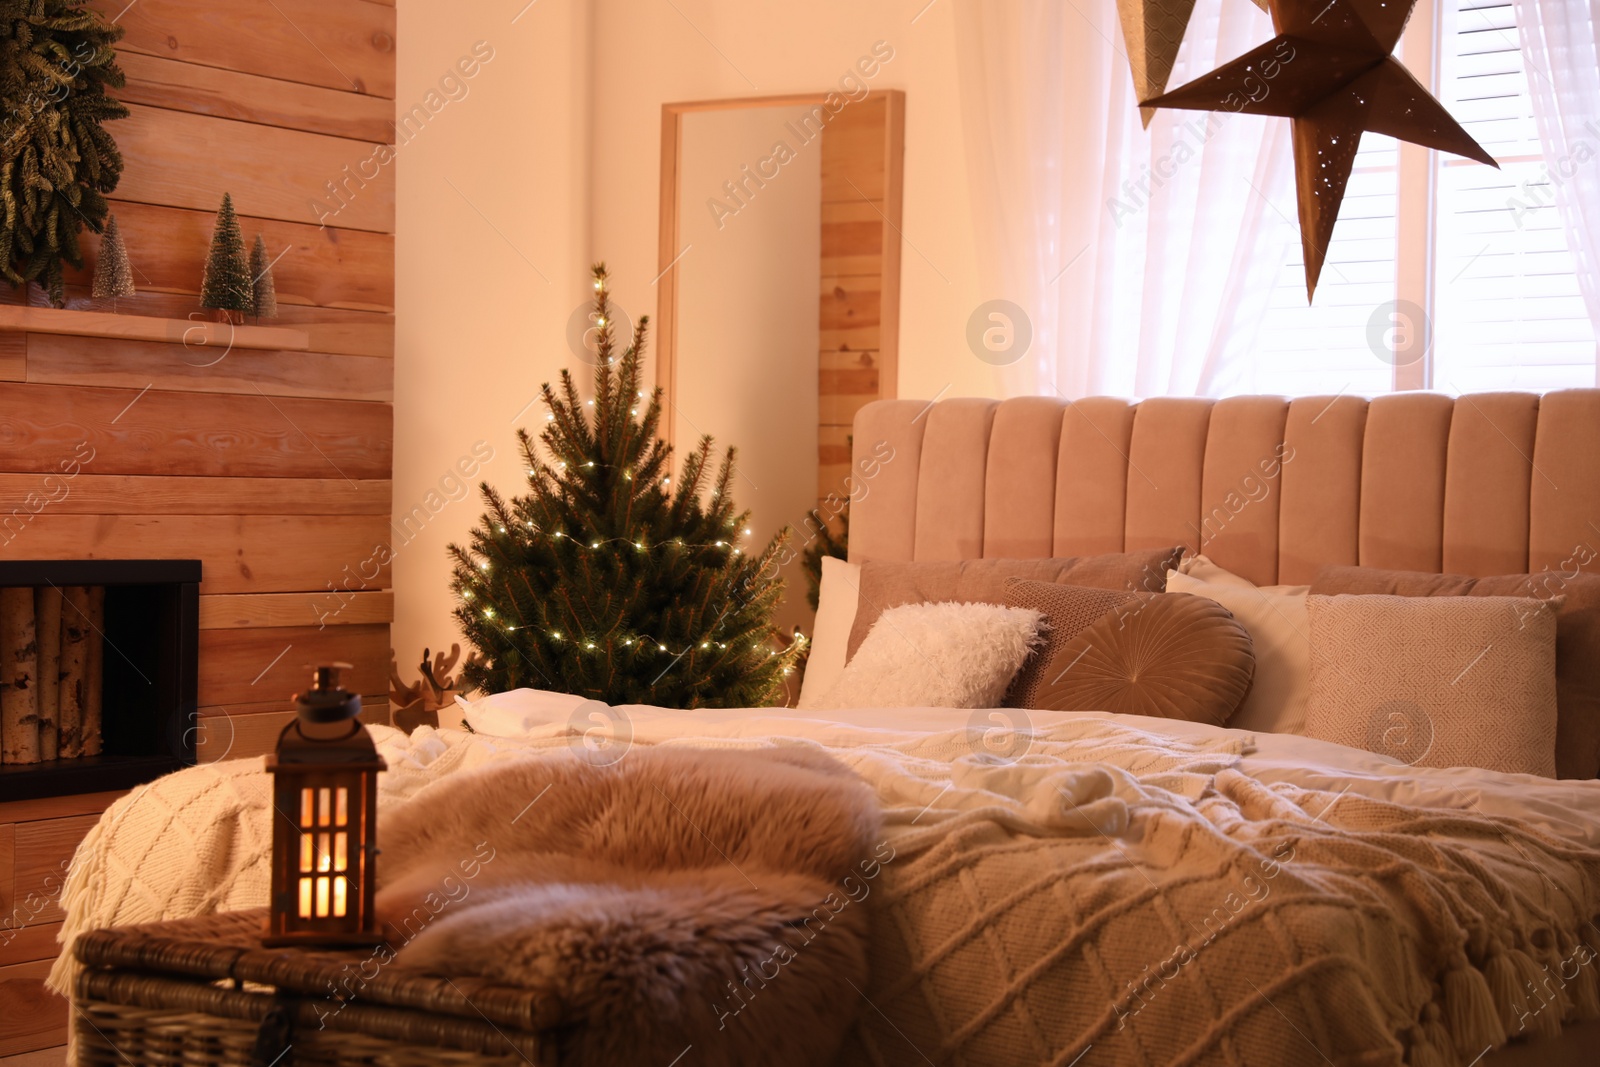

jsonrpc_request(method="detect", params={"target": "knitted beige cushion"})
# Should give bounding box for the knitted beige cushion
[1303,594,1559,776]
[1025,592,1256,724]
[1001,580,1138,708]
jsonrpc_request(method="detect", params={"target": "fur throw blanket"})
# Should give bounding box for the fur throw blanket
[374,746,883,1067]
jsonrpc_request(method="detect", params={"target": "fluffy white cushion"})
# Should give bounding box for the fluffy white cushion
[1303,594,1559,776]
[815,601,1045,710]
[1165,557,1311,735]
[797,556,860,709]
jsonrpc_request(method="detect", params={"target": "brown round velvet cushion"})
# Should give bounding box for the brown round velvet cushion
[1029,591,1255,724]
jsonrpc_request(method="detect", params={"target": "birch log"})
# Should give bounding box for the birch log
[0,587,39,764]
[84,586,105,756]
[34,586,61,761]
[58,585,92,759]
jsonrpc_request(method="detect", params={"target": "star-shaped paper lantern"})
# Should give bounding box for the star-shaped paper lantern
[1140,0,1497,301]
[1116,0,1268,128]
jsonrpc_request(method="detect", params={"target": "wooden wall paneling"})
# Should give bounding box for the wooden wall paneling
[12,815,98,926]
[0,515,392,595]
[0,475,390,515]
[0,921,61,968]
[0,958,66,1056]
[0,384,393,479]
[26,334,394,403]
[199,624,390,705]
[0,332,21,382]
[0,821,12,918]
[195,697,390,764]
[92,0,397,98]
[817,91,903,505]
[111,105,393,234]
[200,590,394,630]
[40,289,395,358]
[66,200,396,313]
[0,304,306,352]
[817,425,853,501]
[113,52,395,142]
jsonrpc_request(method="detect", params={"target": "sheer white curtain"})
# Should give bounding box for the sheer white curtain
[955,0,1295,398]
[1514,0,1600,358]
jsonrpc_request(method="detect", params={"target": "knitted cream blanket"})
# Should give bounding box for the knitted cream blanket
[49,717,1600,1067]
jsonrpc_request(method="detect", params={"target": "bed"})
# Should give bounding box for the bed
[52,390,1600,1066]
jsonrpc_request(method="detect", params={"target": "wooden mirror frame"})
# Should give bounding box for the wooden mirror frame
[655,91,905,505]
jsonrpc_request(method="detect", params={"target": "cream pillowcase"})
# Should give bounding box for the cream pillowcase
[1303,594,1558,777]
[816,601,1045,710]
[797,556,860,709]
[1165,557,1311,735]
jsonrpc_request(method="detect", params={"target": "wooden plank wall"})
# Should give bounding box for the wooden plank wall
[0,4,394,1054]
[0,0,397,762]
[817,92,904,504]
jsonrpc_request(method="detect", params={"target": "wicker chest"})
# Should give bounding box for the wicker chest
[72,909,560,1066]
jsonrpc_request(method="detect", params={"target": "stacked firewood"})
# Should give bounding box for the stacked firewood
[0,586,105,764]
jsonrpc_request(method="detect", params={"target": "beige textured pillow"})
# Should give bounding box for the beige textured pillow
[1165,558,1310,734]
[1303,594,1559,776]
[1313,563,1600,781]
[1027,592,1256,724]
[1001,580,1138,708]
[845,548,1183,662]
[817,601,1045,710]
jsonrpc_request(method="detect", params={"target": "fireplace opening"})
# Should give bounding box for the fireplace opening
[0,560,199,801]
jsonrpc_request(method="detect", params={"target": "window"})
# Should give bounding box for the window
[1234,0,1597,395]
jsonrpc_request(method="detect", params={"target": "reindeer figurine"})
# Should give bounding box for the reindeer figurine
[389,644,479,733]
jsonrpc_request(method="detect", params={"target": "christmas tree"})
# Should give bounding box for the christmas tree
[91,213,134,306]
[249,233,277,321]
[199,192,251,319]
[0,0,128,307]
[450,263,799,708]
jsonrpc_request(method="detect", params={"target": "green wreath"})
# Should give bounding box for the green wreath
[0,0,127,307]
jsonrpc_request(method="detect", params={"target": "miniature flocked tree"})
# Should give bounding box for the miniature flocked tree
[0,0,129,307]
[450,263,800,708]
[249,233,277,322]
[199,192,251,322]
[91,213,134,309]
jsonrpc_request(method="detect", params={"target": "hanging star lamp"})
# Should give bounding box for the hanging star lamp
[1135,0,1496,301]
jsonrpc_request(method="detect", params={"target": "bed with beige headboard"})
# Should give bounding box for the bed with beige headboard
[848,391,1600,582]
[52,392,1600,1067]
[845,390,1600,1066]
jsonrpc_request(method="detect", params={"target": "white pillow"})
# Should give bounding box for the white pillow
[815,601,1044,710]
[797,556,860,708]
[1303,594,1558,776]
[1165,557,1311,735]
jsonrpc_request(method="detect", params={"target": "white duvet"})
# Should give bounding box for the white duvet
[47,693,1600,1065]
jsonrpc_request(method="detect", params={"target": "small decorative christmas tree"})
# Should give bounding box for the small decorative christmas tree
[249,233,278,322]
[91,213,135,309]
[199,192,251,322]
[450,263,799,708]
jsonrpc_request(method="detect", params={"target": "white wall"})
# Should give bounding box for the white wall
[391,0,592,669]
[677,106,821,635]
[394,0,999,662]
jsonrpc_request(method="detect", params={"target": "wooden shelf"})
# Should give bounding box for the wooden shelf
[0,304,309,352]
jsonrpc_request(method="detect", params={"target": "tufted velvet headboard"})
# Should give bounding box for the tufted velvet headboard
[848,391,1600,586]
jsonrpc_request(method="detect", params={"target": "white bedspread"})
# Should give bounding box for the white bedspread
[49,701,1600,1065]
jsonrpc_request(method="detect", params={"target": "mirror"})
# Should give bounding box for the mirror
[657,92,904,635]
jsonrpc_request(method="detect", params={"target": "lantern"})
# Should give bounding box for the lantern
[264,664,386,947]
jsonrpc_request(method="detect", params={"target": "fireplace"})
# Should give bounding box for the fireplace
[0,560,199,801]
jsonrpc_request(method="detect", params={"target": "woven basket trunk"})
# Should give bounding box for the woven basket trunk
[72,909,559,1066]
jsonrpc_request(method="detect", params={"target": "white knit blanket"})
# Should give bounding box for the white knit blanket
[50,709,1600,1066]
